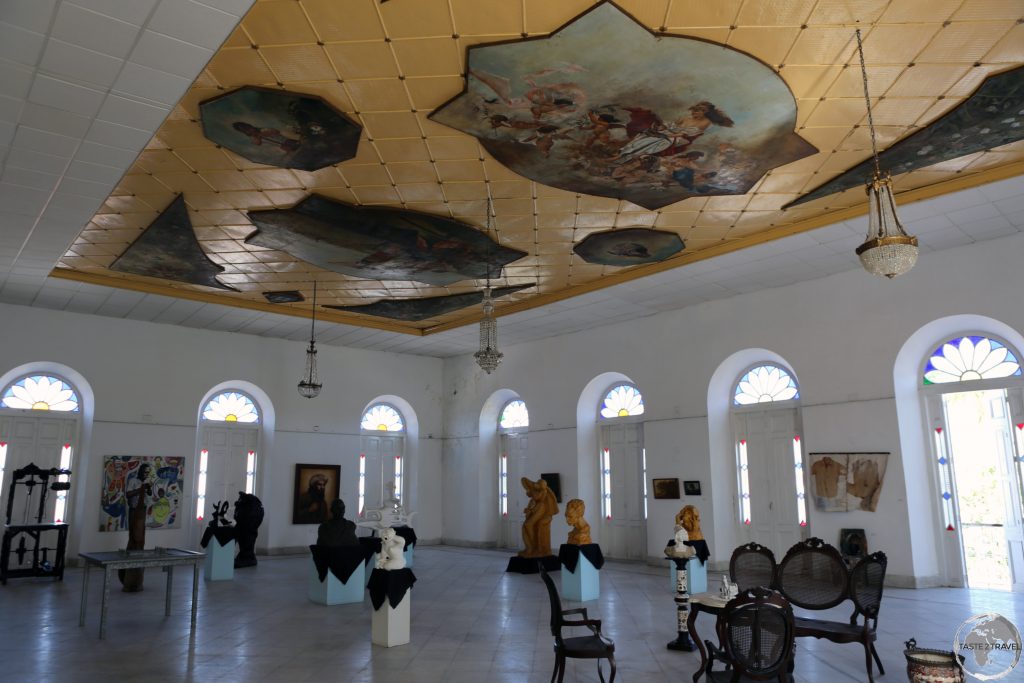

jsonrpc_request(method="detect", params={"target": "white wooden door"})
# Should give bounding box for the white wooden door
[200,424,258,513]
[600,422,646,560]
[735,409,803,555]
[0,413,77,524]
[362,434,404,511]
[499,431,528,548]
[994,388,1024,592]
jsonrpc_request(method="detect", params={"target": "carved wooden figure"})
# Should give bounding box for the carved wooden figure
[518,477,559,558]
[119,464,152,592]
[564,498,591,546]
[678,504,704,541]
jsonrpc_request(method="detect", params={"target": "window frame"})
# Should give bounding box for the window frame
[597,382,645,423]
[731,362,800,410]
[0,373,81,413]
[360,402,406,433]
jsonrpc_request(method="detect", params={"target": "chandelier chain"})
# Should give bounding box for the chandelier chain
[855,28,881,177]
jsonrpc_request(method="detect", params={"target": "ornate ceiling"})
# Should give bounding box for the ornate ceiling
[54,0,1024,336]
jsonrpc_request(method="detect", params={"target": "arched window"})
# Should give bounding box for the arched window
[733,364,799,405]
[499,400,529,430]
[202,392,260,423]
[923,335,1022,385]
[361,404,405,432]
[1,375,80,412]
[600,384,644,418]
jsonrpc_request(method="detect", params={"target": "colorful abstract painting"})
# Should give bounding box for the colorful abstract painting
[573,228,684,266]
[791,66,1024,207]
[99,456,185,532]
[328,284,533,321]
[430,2,815,210]
[200,86,362,171]
[246,195,527,286]
[110,195,236,291]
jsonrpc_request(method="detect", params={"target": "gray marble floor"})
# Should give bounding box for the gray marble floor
[0,545,1021,682]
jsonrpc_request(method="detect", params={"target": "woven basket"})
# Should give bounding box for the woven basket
[904,639,964,683]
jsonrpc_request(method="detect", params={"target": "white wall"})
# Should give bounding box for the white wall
[439,230,1024,585]
[0,303,445,558]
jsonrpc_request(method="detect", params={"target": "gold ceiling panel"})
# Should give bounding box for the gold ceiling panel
[55,0,1024,335]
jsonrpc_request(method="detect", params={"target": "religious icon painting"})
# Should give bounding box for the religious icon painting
[293,464,340,525]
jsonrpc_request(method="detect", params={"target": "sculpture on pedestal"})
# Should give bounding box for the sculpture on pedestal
[679,504,704,541]
[317,499,358,547]
[518,477,559,558]
[233,492,264,568]
[377,528,406,570]
[564,498,591,546]
[119,463,152,592]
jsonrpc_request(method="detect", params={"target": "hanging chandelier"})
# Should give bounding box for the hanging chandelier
[297,280,323,398]
[474,194,503,374]
[853,28,918,279]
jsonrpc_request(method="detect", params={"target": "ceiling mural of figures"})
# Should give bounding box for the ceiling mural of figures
[200,87,362,171]
[110,196,236,291]
[573,228,685,266]
[328,284,534,322]
[430,2,816,210]
[246,195,527,286]
[790,66,1024,208]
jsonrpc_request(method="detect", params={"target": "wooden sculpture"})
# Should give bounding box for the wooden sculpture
[677,504,704,541]
[119,463,152,592]
[564,498,591,545]
[518,477,559,558]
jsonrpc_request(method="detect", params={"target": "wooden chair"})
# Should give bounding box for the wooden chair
[705,587,795,682]
[729,542,777,592]
[539,566,616,683]
[847,552,887,682]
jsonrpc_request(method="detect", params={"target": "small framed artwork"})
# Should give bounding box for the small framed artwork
[652,478,680,499]
[683,480,702,496]
[292,463,340,525]
[540,473,562,503]
[840,528,868,558]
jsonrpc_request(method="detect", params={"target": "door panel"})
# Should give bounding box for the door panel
[200,424,258,513]
[0,413,77,524]
[600,422,646,560]
[500,432,528,548]
[361,434,404,512]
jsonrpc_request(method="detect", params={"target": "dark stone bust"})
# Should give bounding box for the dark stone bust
[317,499,358,547]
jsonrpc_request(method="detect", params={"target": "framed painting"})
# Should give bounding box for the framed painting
[292,463,340,525]
[683,480,702,496]
[653,478,680,500]
[99,455,185,531]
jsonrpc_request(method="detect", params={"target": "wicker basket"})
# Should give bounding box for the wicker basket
[904,639,965,683]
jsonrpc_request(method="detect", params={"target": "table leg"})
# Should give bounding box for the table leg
[190,562,199,634]
[165,565,173,616]
[100,567,111,640]
[78,562,90,626]
[690,607,706,683]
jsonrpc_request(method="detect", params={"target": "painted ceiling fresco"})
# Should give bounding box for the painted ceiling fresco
[246,195,526,286]
[200,87,362,171]
[57,0,1024,335]
[792,65,1024,207]
[431,3,816,210]
[573,228,685,266]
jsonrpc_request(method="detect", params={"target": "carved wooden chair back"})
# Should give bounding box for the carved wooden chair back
[849,551,887,625]
[729,542,778,592]
[776,538,848,610]
[714,587,795,682]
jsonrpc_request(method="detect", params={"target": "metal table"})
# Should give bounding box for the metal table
[78,548,204,639]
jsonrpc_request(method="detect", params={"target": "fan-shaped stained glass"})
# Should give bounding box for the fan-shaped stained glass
[734,365,799,405]
[601,385,644,418]
[499,400,529,429]
[923,336,1022,385]
[1,375,79,412]
[362,404,404,432]
[203,392,260,423]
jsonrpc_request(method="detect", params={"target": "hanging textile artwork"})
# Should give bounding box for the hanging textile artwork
[808,452,888,513]
[99,456,185,531]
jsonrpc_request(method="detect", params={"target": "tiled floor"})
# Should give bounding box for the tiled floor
[1,545,1022,682]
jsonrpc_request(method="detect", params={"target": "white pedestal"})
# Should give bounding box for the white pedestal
[204,539,235,581]
[669,557,707,593]
[561,554,599,602]
[307,557,364,605]
[371,592,411,647]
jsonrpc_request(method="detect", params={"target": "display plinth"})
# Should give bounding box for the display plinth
[204,539,235,581]
[506,554,560,574]
[404,544,414,568]
[307,556,363,605]
[561,554,599,601]
[368,567,416,648]
[668,556,706,593]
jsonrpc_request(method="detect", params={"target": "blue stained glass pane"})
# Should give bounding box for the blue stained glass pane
[942,492,952,500]
[938,457,947,465]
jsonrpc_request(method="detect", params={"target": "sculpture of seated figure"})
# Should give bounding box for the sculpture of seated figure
[376,528,406,570]
[564,498,591,546]
[317,499,358,547]
[518,477,559,558]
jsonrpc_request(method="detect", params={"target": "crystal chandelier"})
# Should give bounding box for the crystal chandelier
[853,28,918,279]
[297,280,323,398]
[474,196,503,374]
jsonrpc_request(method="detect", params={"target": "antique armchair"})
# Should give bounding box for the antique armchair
[705,587,795,682]
[539,566,616,683]
[729,542,778,592]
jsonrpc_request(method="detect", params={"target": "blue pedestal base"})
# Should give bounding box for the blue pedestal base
[669,557,707,593]
[561,554,599,602]
[308,556,364,605]
[404,544,414,568]
[204,540,235,581]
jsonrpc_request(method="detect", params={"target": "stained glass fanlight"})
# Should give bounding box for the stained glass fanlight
[601,384,644,418]
[734,365,799,406]
[923,336,1022,385]
[362,404,404,432]
[499,400,529,429]
[203,392,260,423]
[1,375,79,412]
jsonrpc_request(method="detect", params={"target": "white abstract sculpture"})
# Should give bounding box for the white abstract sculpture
[376,528,406,570]
[359,481,416,532]
[665,525,697,559]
